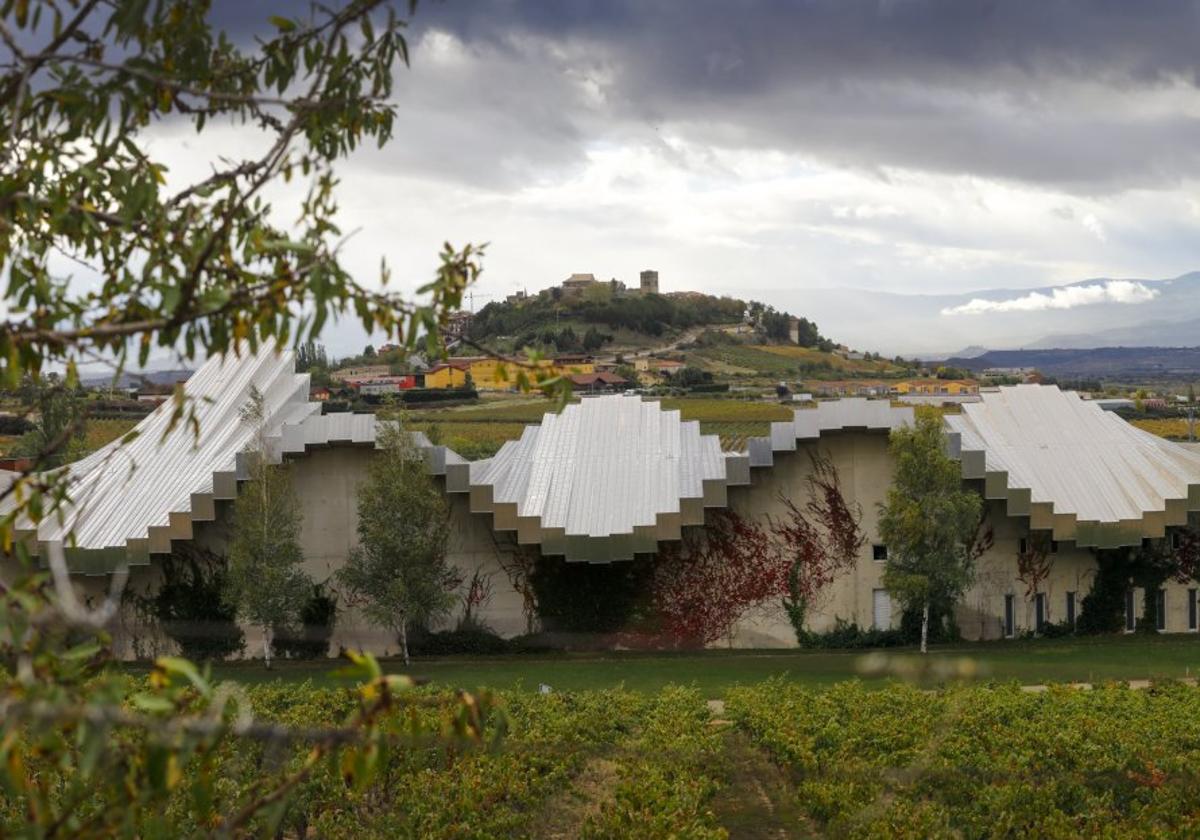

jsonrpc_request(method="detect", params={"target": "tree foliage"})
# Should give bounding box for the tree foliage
[0,0,481,534]
[224,389,313,667]
[470,291,744,344]
[0,2,493,833]
[879,408,984,652]
[337,415,456,664]
[8,373,89,466]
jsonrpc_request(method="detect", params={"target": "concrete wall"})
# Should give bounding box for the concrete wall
[721,432,1199,645]
[724,432,896,646]
[78,430,1200,658]
[178,445,529,656]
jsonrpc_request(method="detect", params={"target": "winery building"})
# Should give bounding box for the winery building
[9,345,1200,655]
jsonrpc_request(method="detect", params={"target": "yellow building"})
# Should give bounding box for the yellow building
[424,362,470,389]
[549,355,595,378]
[893,379,979,396]
[424,355,598,391]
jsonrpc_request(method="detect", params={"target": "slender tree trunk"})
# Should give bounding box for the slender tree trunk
[263,625,274,669]
[399,621,409,667]
[920,602,929,654]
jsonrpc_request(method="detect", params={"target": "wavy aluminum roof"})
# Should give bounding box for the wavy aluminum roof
[12,345,451,567]
[465,396,727,561]
[2,338,939,568]
[945,384,1200,547]
[463,396,913,562]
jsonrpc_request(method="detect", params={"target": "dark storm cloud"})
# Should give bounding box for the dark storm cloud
[415,0,1200,89]
[195,2,1200,193]
[395,0,1200,193]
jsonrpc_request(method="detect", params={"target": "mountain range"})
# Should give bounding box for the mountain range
[81,369,194,389]
[788,271,1200,356]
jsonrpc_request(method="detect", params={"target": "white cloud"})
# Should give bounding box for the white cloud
[1081,212,1106,242]
[940,280,1159,316]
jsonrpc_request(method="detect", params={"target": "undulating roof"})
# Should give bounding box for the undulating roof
[15,345,314,570]
[17,344,919,569]
[14,345,461,572]
[945,384,1200,548]
[466,396,728,561]
[463,396,913,561]
[41,349,1199,567]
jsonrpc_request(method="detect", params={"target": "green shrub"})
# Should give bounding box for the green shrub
[138,545,244,661]
[798,617,906,649]
[408,623,511,656]
[274,585,338,659]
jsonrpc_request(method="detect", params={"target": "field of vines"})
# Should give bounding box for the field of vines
[9,676,1200,837]
[1132,417,1195,441]
[687,344,901,379]
[410,397,796,455]
[727,679,1200,838]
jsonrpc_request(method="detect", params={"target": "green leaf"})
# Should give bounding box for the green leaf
[154,656,210,696]
[130,693,175,714]
[62,641,102,660]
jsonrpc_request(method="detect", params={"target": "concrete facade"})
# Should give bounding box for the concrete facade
[97,427,1200,658]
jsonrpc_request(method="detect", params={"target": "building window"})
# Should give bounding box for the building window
[1066,591,1076,628]
[1035,592,1046,633]
[1019,537,1057,555]
[1156,589,1167,632]
[1189,589,1197,632]
[1125,589,1136,632]
[872,544,888,562]
[1003,594,1015,638]
[872,588,892,630]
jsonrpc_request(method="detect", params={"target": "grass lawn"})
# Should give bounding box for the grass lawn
[187,633,1200,697]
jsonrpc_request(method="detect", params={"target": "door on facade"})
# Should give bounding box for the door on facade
[1125,589,1136,632]
[1003,594,1015,638]
[872,588,892,630]
[1035,592,1046,633]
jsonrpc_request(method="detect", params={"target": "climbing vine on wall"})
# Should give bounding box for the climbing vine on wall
[1078,524,1200,635]
[769,451,866,644]
[652,509,789,646]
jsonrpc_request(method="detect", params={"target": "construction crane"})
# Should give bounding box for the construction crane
[466,291,494,313]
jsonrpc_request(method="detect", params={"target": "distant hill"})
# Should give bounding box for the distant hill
[81,369,193,388]
[785,271,1200,355]
[1030,317,1200,349]
[468,288,831,355]
[946,347,1200,380]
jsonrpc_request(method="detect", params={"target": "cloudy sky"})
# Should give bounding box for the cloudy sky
[164,0,1200,355]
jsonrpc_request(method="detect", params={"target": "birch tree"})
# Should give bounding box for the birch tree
[224,388,311,667]
[338,416,455,665]
[879,408,982,653]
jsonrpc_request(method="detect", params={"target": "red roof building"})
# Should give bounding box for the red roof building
[570,372,629,392]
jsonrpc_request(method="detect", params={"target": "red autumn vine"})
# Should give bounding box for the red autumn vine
[651,509,789,646]
[651,450,867,646]
[770,451,866,639]
[1015,532,1054,600]
[1168,523,1200,583]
